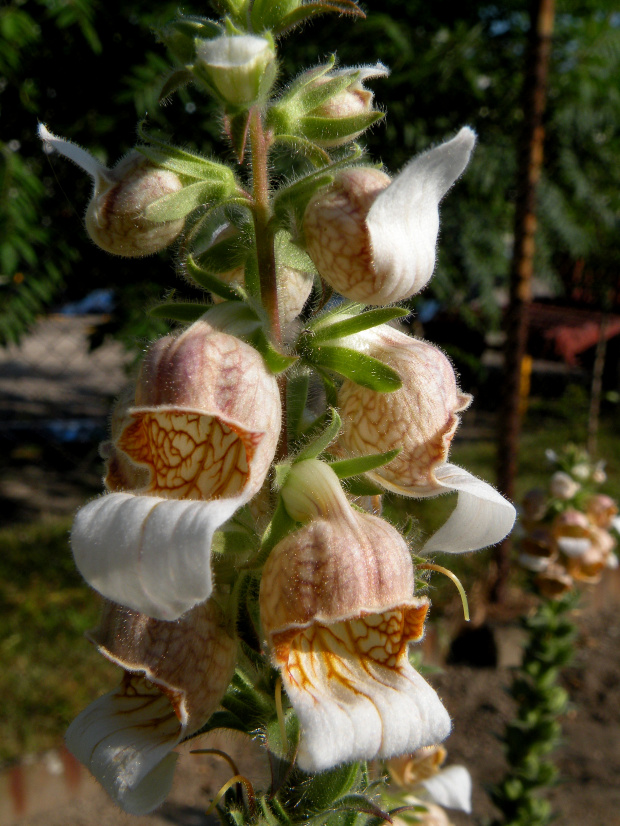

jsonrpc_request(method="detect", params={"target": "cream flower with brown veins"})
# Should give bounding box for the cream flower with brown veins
[260,461,451,771]
[71,312,281,620]
[303,128,476,305]
[66,599,236,815]
[337,325,516,553]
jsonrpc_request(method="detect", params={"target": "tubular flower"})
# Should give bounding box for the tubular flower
[388,746,472,825]
[302,127,475,305]
[72,313,281,620]
[38,124,184,257]
[337,326,516,553]
[260,461,451,772]
[66,599,236,815]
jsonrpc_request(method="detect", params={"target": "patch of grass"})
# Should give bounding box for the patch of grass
[0,519,116,766]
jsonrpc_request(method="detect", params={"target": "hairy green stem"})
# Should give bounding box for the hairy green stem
[249,106,281,343]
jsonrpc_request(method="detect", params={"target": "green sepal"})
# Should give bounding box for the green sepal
[152,179,241,221]
[220,669,274,726]
[247,326,298,374]
[314,367,339,408]
[158,15,221,63]
[139,147,236,187]
[149,302,210,322]
[190,709,247,737]
[250,0,301,33]
[310,306,409,343]
[265,707,299,797]
[294,406,341,463]
[273,134,331,167]
[343,476,384,496]
[301,111,384,144]
[265,708,299,762]
[211,528,257,556]
[273,0,365,36]
[328,449,400,479]
[257,498,299,564]
[185,255,245,301]
[192,228,251,275]
[138,127,238,184]
[331,793,392,821]
[225,110,252,162]
[297,73,355,110]
[272,145,363,228]
[298,762,362,813]
[280,56,336,100]
[158,68,194,103]
[286,369,311,440]
[303,344,402,391]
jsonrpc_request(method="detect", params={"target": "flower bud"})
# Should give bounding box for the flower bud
[38,125,184,257]
[303,128,475,304]
[85,153,184,257]
[195,34,275,107]
[549,471,580,500]
[586,494,618,529]
[535,564,574,599]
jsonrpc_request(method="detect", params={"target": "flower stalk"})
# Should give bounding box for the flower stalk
[41,1,518,822]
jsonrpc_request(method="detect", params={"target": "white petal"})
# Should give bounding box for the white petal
[197,34,271,68]
[367,127,476,303]
[280,625,451,772]
[38,123,109,184]
[65,678,181,815]
[422,464,516,554]
[557,536,592,558]
[420,765,472,813]
[71,492,243,620]
[518,553,551,572]
[607,552,619,569]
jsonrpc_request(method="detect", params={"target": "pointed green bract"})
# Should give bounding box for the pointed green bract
[309,306,409,342]
[328,449,401,479]
[302,344,402,391]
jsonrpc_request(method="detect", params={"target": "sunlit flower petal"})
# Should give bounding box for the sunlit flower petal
[72,493,245,620]
[261,463,451,771]
[419,765,472,813]
[72,315,281,619]
[66,600,236,814]
[337,327,515,552]
[303,128,475,304]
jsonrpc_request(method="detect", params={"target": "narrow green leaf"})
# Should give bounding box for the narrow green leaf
[185,255,245,301]
[328,449,400,479]
[149,302,210,322]
[286,370,311,440]
[158,68,193,103]
[305,345,402,391]
[273,134,331,167]
[311,306,409,343]
[302,111,384,143]
[144,180,229,221]
[257,498,299,565]
[333,793,391,821]
[294,407,342,462]
[138,135,236,183]
[247,327,298,374]
[275,0,365,36]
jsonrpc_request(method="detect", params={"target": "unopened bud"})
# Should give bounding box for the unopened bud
[38,125,184,257]
[195,34,275,107]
